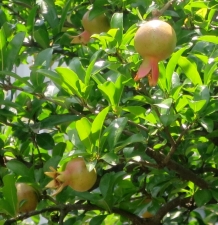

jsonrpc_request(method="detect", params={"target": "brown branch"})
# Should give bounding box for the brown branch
[152,0,176,18]
[4,203,101,225]
[153,196,192,222]
[163,124,191,164]
[146,147,209,189]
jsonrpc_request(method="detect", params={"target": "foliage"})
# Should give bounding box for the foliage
[0,0,218,224]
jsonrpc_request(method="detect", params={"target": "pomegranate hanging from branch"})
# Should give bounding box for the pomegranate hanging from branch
[72,10,110,44]
[45,157,97,196]
[134,19,177,86]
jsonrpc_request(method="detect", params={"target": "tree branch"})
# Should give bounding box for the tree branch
[152,0,176,18]
[146,147,209,189]
[153,196,192,222]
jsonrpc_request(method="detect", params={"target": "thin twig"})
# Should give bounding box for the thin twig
[152,0,176,18]
[163,124,191,164]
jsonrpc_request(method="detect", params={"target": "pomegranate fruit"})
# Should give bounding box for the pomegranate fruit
[72,10,110,44]
[142,198,153,218]
[16,183,39,213]
[134,19,176,86]
[45,157,97,196]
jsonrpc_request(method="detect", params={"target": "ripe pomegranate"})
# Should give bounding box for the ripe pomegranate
[16,183,39,213]
[134,19,176,86]
[72,10,110,44]
[45,157,97,196]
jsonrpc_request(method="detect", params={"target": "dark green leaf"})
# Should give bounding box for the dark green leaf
[41,0,59,29]
[58,0,71,32]
[6,160,34,180]
[102,117,128,151]
[33,28,50,49]
[2,174,17,217]
[111,13,123,45]
[40,114,80,129]
[194,189,212,207]
[115,134,145,152]
[5,32,25,71]
[90,215,107,225]
[36,133,55,150]
[52,142,66,157]
[200,118,214,133]
[43,155,62,172]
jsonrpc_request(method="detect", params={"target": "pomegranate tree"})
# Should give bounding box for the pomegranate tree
[16,183,39,213]
[134,19,177,86]
[72,10,110,44]
[45,157,97,196]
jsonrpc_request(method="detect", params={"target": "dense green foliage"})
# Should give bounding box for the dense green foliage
[0,0,218,224]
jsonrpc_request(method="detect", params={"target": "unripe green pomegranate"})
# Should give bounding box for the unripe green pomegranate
[45,157,97,195]
[72,10,110,44]
[16,183,39,213]
[134,20,176,86]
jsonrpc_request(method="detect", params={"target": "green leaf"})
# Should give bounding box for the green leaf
[43,155,62,172]
[52,142,66,157]
[114,75,124,108]
[5,32,25,71]
[76,117,93,153]
[0,27,7,70]
[56,67,86,97]
[0,9,7,26]
[69,58,86,83]
[58,0,71,32]
[101,152,119,165]
[98,81,116,107]
[188,100,207,113]
[0,71,33,88]
[121,24,137,46]
[194,189,212,207]
[41,0,59,29]
[204,100,218,115]
[33,28,50,49]
[122,106,146,119]
[197,35,218,45]
[91,107,109,148]
[2,174,17,217]
[27,6,38,32]
[102,117,128,151]
[115,134,145,152]
[90,215,107,225]
[204,61,218,85]
[40,114,80,129]
[34,48,53,69]
[99,172,125,208]
[178,56,202,85]
[98,75,124,110]
[200,118,214,133]
[6,159,34,180]
[154,139,167,150]
[36,133,55,150]
[37,69,61,84]
[86,50,102,85]
[160,114,179,127]
[157,61,167,91]
[166,45,191,91]
[111,13,123,45]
